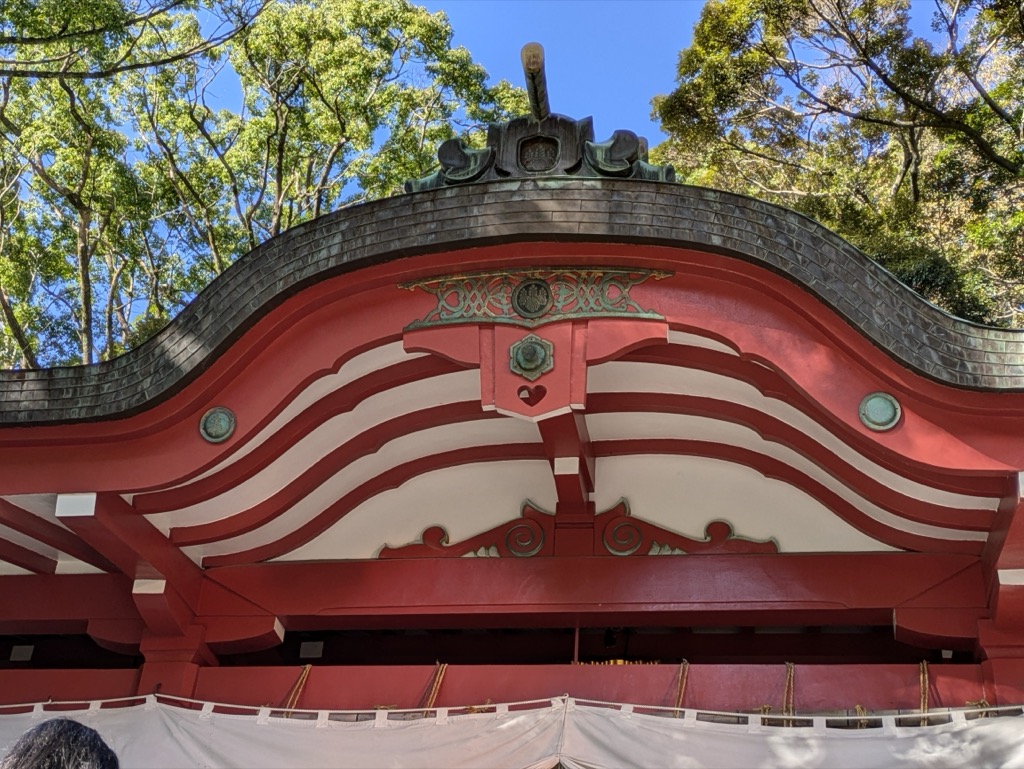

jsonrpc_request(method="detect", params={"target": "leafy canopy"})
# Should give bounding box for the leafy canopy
[655,0,1024,324]
[0,0,525,368]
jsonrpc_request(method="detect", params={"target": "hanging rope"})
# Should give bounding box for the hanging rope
[672,660,689,717]
[966,684,991,720]
[967,698,991,718]
[782,661,796,726]
[465,699,494,714]
[282,664,312,717]
[919,660,930,726]
[421,662,448,711]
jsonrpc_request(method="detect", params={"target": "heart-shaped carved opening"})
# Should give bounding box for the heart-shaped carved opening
[517,385,547,406]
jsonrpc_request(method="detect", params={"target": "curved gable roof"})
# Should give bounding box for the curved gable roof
[1,178,1021,425]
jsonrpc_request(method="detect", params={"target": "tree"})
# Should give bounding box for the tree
[0,0,268,79]
[124,0,525,277]
[0,0,525,367]
[0,50,155,365]
[655,0,1024,324]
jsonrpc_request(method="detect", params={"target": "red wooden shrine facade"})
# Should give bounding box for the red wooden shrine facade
[2,110,1024,714]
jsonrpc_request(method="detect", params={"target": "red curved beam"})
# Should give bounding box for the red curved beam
[142,345,772,514]
[595,438,985,556]
[201,430,984,568]
[135,355,462,513]
[200,443,548,567]
[6,244,1024,498]
[148,334,1006,527]
[586,391,999,532]
[633,264,1024,475]
[632,249,1024,418]
[177,388,994,551]
[621,343,1012,496]
[165,358,1001,550]
[170,402,501,546]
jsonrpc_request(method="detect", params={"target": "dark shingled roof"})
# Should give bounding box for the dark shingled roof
[3,178,1023,425]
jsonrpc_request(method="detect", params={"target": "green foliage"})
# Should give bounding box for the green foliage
[0,0,267,78]
[656,0,1024,325]
[0,0,524,367]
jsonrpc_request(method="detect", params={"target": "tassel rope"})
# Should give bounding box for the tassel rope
[672,660,689,717]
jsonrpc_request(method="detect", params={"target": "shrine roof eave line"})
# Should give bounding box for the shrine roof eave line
[0,178,1021,428]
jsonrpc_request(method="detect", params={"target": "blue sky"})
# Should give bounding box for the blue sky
[420,0,703,147]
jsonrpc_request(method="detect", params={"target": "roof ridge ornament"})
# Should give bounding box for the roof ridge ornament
[405,43,675,193]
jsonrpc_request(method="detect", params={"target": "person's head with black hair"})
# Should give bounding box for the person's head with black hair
[1,718,118,769]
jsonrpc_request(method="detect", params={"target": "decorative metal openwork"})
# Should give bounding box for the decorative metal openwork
[403,269,668,330]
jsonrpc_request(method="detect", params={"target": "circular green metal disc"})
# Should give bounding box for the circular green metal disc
[200,406,236,443]
[858,392,901,431]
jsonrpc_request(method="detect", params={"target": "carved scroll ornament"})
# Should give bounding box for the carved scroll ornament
[595,499,778,557]
[378,500,778,559]
[378,503,553,559]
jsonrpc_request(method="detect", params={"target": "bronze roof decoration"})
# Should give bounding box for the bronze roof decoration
[405,43,676,193]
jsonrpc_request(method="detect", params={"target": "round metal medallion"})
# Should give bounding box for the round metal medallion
[514,339,548,372]
[511,279,553,319]
[199,406,236,443]
[509,333,554,381]
[858,392,901,432]
[518,136,559,172]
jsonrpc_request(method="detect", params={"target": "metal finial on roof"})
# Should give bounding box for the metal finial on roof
[404,43,676,192]
[521,42,550,121]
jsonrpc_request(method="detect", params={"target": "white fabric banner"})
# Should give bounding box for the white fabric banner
[1,697,1022,769]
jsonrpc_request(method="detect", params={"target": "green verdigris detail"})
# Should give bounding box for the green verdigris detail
[404,117,675,191]
[584,130,675,183]
[402,269,668,330]
[858,392,902,431]
[404,43,674,192]
[405,139,495,193]
[510,334,553,381]
[199,406,236,443]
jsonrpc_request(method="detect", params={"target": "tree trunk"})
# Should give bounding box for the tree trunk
[77,212,94,365]
[0,283,38,368]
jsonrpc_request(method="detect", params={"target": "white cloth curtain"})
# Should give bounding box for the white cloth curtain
[1,697,1022,768]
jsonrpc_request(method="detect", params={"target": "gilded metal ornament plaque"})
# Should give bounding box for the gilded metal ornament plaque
[403,268,668,330]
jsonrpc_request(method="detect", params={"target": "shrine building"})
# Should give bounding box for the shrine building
[0,45,1022,767]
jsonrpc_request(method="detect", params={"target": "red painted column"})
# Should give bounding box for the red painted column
[136,626,216,698]
[979,478,1024,702]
